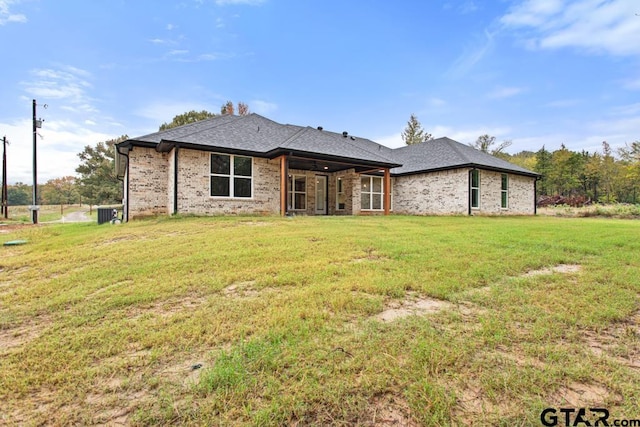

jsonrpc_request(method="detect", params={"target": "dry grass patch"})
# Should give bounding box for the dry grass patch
[521,264,582,277]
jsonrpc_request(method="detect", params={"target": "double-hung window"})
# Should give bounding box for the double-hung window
[288,175,306,210]
[501,174,508,209]
[210,154,252,198]
[336,177,346,210]
[361,176,384,210]
[470,170,480,209]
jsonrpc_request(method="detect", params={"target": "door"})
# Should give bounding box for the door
[315,175,327,215]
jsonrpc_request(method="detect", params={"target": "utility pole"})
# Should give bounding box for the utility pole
[2,136,7,219]
[31,99,45,224]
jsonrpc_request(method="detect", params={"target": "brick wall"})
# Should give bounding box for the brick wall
[176,149,281,215]
[128,146,170,217]
[393,168,536,215]
[393,169,469,214]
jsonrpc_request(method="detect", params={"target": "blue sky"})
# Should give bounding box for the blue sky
[1,0,639,183]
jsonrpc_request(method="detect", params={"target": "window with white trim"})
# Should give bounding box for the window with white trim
[288,175,306,210]
[336,177,346,210]
[210,153,253,198]
[501,174,508,209]
[361,175,384,210]
[471,170,480,209]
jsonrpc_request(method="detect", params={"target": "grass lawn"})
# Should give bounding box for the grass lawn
[2,204,89,223]
[0,215,639,426]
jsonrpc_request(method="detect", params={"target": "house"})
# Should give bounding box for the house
[115,114,539,220]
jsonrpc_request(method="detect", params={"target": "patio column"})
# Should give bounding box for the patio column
[280,155,288,216]
[384,168,391,216]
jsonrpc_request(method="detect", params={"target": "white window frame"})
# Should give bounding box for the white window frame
[471,170,480,209]
[336,177,346,210]
[501,173,508,209]
[210,153,253,199]
[288,174,307,211]
[361,175,384,211]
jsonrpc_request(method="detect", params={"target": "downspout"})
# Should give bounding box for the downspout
[116,144,131,222]
[173,147,179,215]
[534,176,539,215]
[468,169,473,216]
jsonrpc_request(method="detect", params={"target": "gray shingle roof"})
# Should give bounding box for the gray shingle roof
[389,137,539,176]
[122,115,538,176]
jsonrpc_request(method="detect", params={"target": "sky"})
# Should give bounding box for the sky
[1,0,639,184]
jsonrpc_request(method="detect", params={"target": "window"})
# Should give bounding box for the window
[471,170,480,209]
[288,175,306,210]
[501,174,508,209]
[336,177,346,210]
[361,176,384,210]
[210,154,253,198]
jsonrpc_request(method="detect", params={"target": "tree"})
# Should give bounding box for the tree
[535,146,553,197]
[618,141,640,203]
[159,110,216,131]
[471,134,512,155]
[76,136,127,207]
[221,101,250,116]
[238,102,250,116]
[7,182,31,205]
[402,114,432,145]
[221,101,235,115]
[40,176,79,205]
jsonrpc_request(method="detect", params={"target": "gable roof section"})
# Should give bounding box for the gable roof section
[389,137,539,177]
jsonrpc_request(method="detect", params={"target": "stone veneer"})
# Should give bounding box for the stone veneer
[393,168,535,215]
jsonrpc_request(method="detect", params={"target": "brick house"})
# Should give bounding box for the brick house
[115,114,539,220]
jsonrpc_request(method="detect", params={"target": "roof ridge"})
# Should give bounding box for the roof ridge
[444,138,470,163]
[280,126,311,146]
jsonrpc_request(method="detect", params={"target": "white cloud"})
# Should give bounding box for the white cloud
[449,29,496,77]
[250,100,277,115]
[0,0,26,25]
[545,98,582,108]
[215,0,265,5]
[22,67,94,108]
[428,97,446,107]
[166,23,175,30]
[487,86,526,99]
[0,118,116,183]
[501,0,640,56]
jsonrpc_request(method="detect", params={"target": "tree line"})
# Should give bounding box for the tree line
[4,108,639,206]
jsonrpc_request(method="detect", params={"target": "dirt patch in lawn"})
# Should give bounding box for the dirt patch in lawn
[521,264,582,277]
[0,317,51,355]
[365,394,418,426]
[223,280,259,297]
[375,291,453,322]
[453,381,517,425]
[584,309,640,370]
[549,382,622,407]
[126,294,209,320]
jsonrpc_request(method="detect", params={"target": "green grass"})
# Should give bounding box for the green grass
[1,215,639,425]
